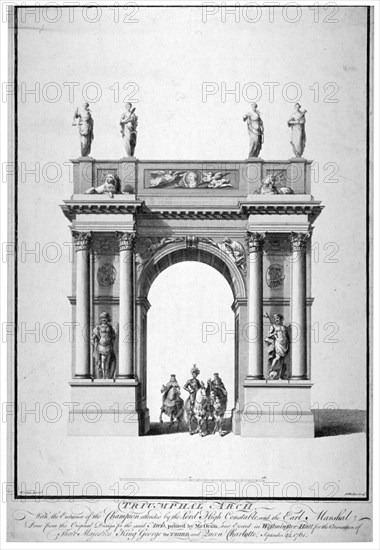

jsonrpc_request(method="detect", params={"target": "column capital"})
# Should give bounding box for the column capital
[117,232,136,252]
[72,231,92,252]
[246,231,266,253]
[290,231,311,252]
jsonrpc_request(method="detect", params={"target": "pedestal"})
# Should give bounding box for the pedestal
[240,380,315,437]
[68,380,149,436]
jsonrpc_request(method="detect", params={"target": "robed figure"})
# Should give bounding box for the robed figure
[243,102,264,158]
[72,102,94,157]
[265,313,290,380]
[120,102,138,157]
[161,375,181,404]
[287,103,307,157]
[159,374,183,425]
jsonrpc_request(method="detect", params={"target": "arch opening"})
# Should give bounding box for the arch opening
[143,261,236,433]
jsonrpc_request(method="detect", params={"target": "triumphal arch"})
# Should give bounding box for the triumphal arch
[61,155,323,438]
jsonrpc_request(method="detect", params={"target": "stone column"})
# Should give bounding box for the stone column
[136,296,151,402]
[118,232,135,378]
[290,232,308,379]
[73,231,91,378]
[246,232,265,379]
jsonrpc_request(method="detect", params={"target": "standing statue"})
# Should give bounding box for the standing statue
[120,102,138,157]
[264,313,290,380]
[72,102,94,157]
[243,102,264,158]
[287,103,307,157]
[91,312,116,379]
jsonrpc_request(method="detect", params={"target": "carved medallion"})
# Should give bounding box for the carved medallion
[266,264,285,289]
[97,263,117,287]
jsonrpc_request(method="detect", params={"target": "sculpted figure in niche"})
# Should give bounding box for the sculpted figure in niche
[91,312,116,379]
[265,313,290,380]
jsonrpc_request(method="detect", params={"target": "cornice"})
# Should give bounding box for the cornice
[61,198,143,221]
[239,200,324,222]
[60,197,324,222]
[140,208,244,220]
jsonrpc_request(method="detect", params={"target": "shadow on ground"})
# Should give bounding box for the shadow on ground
[313,409,367,438]
[146,411,367,438]
[147,417,233,437]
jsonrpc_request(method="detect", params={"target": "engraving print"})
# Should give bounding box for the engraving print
[5,3,375,546]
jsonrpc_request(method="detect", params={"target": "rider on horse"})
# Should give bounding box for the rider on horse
[207,373,228,435]
[183,365,202,407]
[161,374,181,406]
[160,374,183,426]
[207,373,227,399]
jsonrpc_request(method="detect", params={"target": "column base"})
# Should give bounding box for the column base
[245,375,264,381]
[68,379,142,436]
[117,374,135,379]
[241,380,314,438]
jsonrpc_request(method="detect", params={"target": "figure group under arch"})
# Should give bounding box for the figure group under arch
[160,366,228,436]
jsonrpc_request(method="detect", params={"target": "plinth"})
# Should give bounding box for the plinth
[68,379,150,436]
[240,380,314,437]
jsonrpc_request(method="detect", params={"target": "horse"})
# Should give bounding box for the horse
[159,386,184,429]
[185,386,212,436]
[210,387,227,435]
